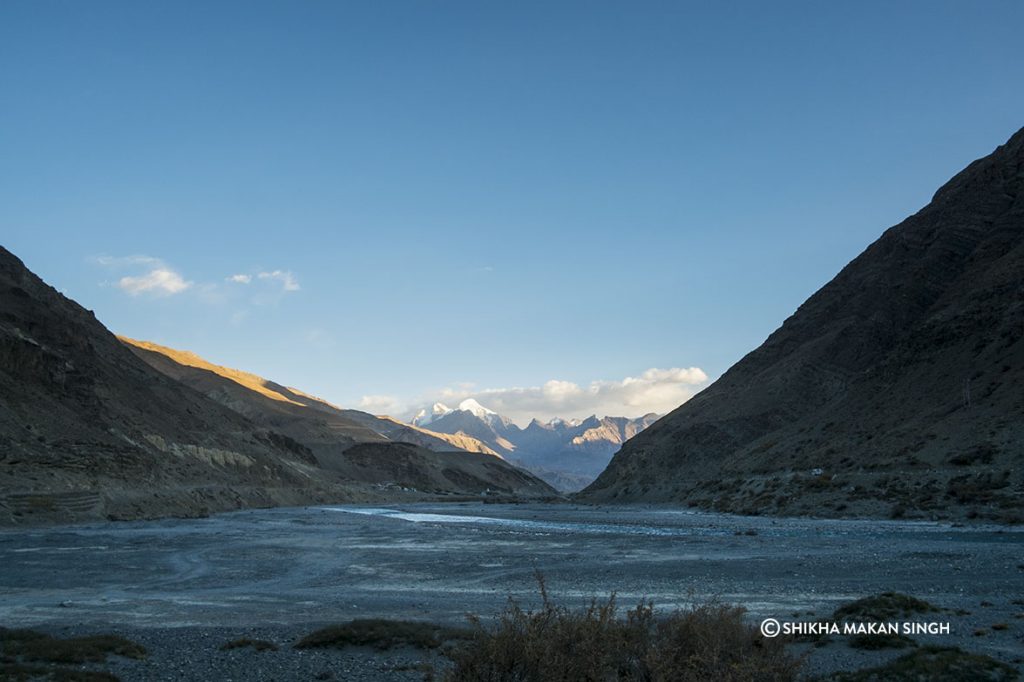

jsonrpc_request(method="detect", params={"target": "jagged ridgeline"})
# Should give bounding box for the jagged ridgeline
[412,399,658,492]
[0,249,554,525]
[582,127,1024,523]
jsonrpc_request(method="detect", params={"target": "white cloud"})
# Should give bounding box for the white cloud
[95,254,192,297]
[403,367,709,425]
[359,394,402,415]
[258,270,300,291]
[116,267,192,296]
[94,255,300,304]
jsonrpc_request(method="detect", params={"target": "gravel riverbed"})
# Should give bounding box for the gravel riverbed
[2,503,1022,679]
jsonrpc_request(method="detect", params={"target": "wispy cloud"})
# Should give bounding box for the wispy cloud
[227,274,252,284]
[258,270,300,291]
[304,327,335,350]
[359,394,402,414]
[94,254,161,267]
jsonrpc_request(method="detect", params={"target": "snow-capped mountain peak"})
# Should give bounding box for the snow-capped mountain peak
[412,402,454,427]
[548,417,583,428]
[404,402,659,492]
[457,398,496,418]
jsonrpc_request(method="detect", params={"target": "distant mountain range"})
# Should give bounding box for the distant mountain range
[410,399,658,491]
[0,248,554,525]
[582,126,1024,523]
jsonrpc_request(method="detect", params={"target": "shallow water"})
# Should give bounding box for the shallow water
[1,503,1020,629]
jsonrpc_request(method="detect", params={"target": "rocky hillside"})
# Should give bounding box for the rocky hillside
[327,442,547,496]
[0,246,331,524]
[123,337,557,493]
[0,248,555,525]
[582,127,1024,523]
[121,338,548,498]
[120,338,498,457]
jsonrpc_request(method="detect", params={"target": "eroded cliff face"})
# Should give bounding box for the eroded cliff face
[581,127,1024,523]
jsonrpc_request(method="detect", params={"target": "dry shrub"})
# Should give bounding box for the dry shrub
[0,628,146,664]
[0,663,119,681]
[647,603,797,681]
[832,593,937,622]
[445,575,799,681]
[828,645,1018,681]
[220,637,279,652]
[296,619,471,651]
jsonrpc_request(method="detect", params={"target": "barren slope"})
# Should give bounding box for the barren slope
[121,339,553,496]
[582,127,1024,522]
[0,247,340,524]
[121,338,497,456]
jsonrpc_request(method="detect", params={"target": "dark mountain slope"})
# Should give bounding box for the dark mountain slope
[119,338,389,457]
[0,246,334,523]
[581,127,1024,522]
[121,338,553,497]
[335,442,551,496]
[0,248,555,524]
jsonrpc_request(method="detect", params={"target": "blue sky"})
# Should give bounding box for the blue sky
[2,1,1022,423]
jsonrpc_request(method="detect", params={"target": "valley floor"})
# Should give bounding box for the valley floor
[1,504,1021,679]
